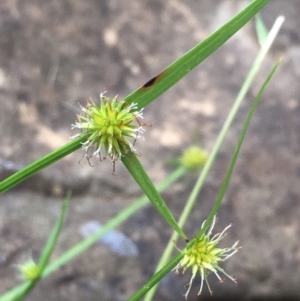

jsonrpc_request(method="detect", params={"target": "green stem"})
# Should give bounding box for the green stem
[0,136,85,194]
[127,253,183,301]
[196,60,281,239]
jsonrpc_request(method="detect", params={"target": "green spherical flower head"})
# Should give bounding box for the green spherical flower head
[173,216,239,299]
[181,146,208,171]
[72,92,146,168]
[17,258,40,280]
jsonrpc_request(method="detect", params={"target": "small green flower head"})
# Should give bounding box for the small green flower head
[173,216,239,299]
[181,146,208,171]
[16,258,40,281]
[72,92,146,165]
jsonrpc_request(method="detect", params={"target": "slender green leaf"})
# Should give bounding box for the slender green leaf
[124,0,270,109]
[0,283,29,301]
[255,14,269,46]
[197,60,281,239]
[38,193,70,270]
[122,155,187,239]
[127,253,183,301]
[0,136,86,194]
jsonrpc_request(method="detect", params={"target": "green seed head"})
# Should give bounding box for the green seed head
[173,216,239,299]
[72,92,146,164]
[17,258,40,281]
[181,146,208,170]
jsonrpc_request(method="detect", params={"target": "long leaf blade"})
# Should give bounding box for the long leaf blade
[255,13,269,46]
[197,60,281,239]
[124,0,270,109]
[0,137,85,194]
[122,155,187,239]
[38,193,70,270]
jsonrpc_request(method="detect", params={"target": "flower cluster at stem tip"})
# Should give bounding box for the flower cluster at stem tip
[173,216,239,299]
[16,258,40,281]
[72,92,146,168]
[180,146,208,171]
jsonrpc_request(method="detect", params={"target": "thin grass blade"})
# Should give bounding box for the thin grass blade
[0,137,85,194]
[38,193,70,270]
[255,13,269,46]
[122,155,187,239]
[197,60,281,239]
[124,0,270,109]
[127,253,183,301]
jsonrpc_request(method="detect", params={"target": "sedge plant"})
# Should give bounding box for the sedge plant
[0,1,282,300]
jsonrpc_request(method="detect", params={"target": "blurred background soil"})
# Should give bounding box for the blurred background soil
[1,0,300,300]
